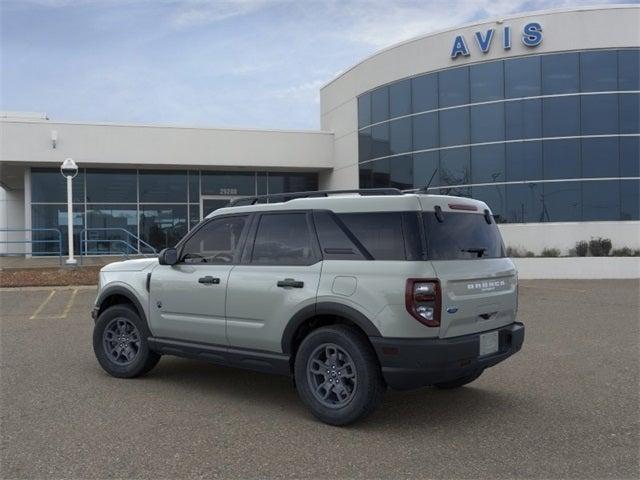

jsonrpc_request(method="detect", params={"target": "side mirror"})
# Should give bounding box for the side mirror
[158,247,178,266]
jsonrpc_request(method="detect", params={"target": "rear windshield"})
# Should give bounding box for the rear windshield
[423,212,505,260]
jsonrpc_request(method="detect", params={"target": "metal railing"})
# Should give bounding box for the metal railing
[0,228,63,265]
[79,228,157,264]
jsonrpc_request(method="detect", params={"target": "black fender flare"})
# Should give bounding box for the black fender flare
[95,285,148,325]
[281,302,381,354]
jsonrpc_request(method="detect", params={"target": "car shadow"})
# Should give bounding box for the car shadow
[135,356,526,430]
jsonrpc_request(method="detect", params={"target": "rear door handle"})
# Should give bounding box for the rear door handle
[277,278,304,288]
[198,276,220,285]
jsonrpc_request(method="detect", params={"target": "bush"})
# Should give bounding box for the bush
[611,247,640,257]
[540,247,561,257]
[589,237,612,257]
[507,246,535,258]
[575,241,589,257]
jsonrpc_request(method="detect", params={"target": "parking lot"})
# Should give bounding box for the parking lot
[1,280,638,479]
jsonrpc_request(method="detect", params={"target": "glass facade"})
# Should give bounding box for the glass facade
[31,168,317,254]
[357,48,640,223]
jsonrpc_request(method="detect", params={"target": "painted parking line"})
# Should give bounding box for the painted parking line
[29,288,79,320]
[29,290,56,320]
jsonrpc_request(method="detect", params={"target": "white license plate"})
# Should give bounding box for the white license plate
[479,331,499,357]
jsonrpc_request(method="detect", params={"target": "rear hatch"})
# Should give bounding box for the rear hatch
[421,208,517,339]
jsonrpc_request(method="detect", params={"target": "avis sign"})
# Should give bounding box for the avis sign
[450,22,542,59]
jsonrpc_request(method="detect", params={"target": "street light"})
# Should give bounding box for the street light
[60,158,78,265]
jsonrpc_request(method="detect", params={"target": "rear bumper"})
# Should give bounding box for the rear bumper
[370,322,524,390]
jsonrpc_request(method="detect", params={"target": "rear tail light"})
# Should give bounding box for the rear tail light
[405,279,441,327]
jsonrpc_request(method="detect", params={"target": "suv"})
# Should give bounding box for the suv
[92,189,524,425]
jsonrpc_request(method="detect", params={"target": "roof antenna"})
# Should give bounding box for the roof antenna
[417,168,438,194]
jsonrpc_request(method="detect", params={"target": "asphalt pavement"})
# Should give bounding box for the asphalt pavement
[1,280,638,479]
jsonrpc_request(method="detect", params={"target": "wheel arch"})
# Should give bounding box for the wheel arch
[282,302,381,357]
[96,285,148,326]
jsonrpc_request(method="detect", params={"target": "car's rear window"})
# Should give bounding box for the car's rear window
[423,212,505,260]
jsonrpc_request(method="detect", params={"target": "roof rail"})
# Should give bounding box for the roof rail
[228,188,403,207]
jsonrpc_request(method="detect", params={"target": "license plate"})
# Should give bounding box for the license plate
[479,331,499,357]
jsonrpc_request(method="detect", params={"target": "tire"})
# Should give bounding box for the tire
[434,370,483,389]
[294,325,385,426]
[93,304,161,378]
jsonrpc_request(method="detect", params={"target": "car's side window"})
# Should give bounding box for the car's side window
[180,215,247,264]
[251,213,314,265]
[337,212,407,260]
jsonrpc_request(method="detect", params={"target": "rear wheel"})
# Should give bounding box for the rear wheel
[294,325,385,426]
[93,304,160,378]
[434,370,483,389]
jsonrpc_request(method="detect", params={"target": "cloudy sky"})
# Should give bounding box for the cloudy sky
[0,0,627,129]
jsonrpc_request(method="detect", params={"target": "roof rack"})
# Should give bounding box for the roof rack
[228,188,403,207]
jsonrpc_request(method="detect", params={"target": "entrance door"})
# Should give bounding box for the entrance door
[200,196,235,220]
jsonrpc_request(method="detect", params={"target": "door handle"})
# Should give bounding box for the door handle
[198,276,220,285]
[277,278,304,288]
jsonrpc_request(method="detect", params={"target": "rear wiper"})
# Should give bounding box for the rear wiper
[461,247,486,258]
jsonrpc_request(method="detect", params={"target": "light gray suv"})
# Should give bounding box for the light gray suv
[92,188,524,425]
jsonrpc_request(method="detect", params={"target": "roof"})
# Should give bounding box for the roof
[207,193,491,218]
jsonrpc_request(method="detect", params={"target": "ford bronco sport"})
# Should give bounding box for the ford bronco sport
[92,188,524,425]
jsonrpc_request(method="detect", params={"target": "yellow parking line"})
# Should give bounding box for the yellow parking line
[29,290,56,320]
[58,288,78,319]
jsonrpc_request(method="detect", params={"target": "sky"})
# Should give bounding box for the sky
[0,0,630,130]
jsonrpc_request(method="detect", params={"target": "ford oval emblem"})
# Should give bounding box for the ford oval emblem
[446,306,459,314]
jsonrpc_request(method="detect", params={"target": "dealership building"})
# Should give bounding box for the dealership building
[1,5,638,257]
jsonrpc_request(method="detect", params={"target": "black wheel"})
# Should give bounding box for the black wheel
[294,325,385,426]
[434,370,483,389]
[93,304,160,378]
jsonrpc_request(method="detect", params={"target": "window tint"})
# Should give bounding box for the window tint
[472,185,505,222]
[439,67,469,107]
[358,128,372,162]
[86,169,136,203]
[542,96,580,137]
[620,136,640,177]
[582,180,620,221]
[471,144,505,184]
[139,170,187,203]
[411,73,438,113]
[31,168,85,203]
[338,213,405,260]
[542,53,579,94]
[543,182,581,222]
[389,155,413,190]
[440,147,470,186]
[87,205,137,254]
[371,123,390,158]
[620,93,639,134]
[581,51,618,92]
[505,183,543,223]
[358,94,371,128]
[582,137,619,178]
[506,142,543,182]
[188,171,200,202]
[181,216,247,264]
[581,94,619,135]
[371,86,389,123]
[389,117,412,155]
[439,107,469,147]
[140,205,188,250]
[413,151,439,188]
[470,61,504,102]
[470,103,505,143]
[423,212,504,260]
[412,112,438,150]
[389,79,411,118]
[618,49,640,91]
[505,99,542,140]
[543,139,580,180]
[313,211,365,260]
[252,213,314,265]
[201,172,254,196]
[621,179,640,220]
[505,56,541,98]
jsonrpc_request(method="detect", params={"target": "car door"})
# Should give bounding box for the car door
[226,211,322,353]
[149,214,250,345]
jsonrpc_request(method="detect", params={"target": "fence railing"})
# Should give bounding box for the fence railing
[0,228,63,264]
[79,228,157,264]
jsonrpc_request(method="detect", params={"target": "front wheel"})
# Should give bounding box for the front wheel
[93,304,160,378]
[294,325,385,426]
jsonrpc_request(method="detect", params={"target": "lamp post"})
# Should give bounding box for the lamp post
[60,158,78,265]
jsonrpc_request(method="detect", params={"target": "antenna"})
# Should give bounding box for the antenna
[417,168,438,193]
